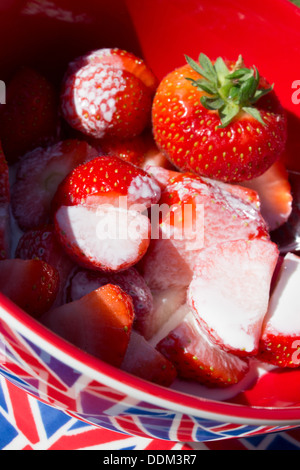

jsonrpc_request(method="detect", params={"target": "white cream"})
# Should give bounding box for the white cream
[264,253,300,334]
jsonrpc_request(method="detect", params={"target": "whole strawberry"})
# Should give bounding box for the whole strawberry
[152,53,287,183]
[0,67,59,163]
[61,48,157,140]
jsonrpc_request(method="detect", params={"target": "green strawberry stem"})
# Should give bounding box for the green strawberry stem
[185,53,274,128]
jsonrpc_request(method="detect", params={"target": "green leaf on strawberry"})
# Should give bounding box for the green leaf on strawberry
[185,53,273,127]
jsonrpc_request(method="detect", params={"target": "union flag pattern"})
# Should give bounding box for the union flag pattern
[0,311,300,448]
[1,376,300,450]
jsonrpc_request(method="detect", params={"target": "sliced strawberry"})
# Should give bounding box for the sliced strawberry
[54,204,151,272]
[0,144,10,260]
[259,253,300,368]
[15,225,75,307]
[0,258,59,318]
[121,331,177,386]
[65,266,154,335]
[40,284,134,367]
[140,171,268,291]
[11,139,98,231]
[241,159,293,231]
[188,238,279,357]
[52,155,161,211]
[157,312,249,387]
[0,67,59,163]
[61,48,157,140]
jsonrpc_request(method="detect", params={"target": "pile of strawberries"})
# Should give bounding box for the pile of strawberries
[0,47,299,389]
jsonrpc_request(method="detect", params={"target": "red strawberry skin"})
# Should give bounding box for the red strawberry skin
[0,259,59,318]
[41,284,134,367]
[52,155,161,210]
[65,266,154,335]
[61,48,156,140]
[0,67,59,163]
[11,139,98,231]
[121,331,177,386]
[152,63,287,183]
[15,225,75,307]
[157,313,249,387]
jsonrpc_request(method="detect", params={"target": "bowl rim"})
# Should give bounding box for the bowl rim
[1,292,300,427]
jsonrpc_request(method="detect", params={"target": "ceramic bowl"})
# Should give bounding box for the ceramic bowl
[1,0,300,443]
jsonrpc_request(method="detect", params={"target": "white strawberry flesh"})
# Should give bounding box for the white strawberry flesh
[55,204,150,272]
[262,253,300,337]
[187,238,279,356]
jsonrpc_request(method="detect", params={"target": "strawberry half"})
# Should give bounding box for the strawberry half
[65,266,154,336]
[187,238,279,356]
[259,253,300,368]
[157,312,249,387]
[11,139,98,231]
[121,330,177,386]
[241,159,293,232]
[61,48,157,140]
[0,258,59,318]
[40,284,134,367]
[0,67,59,163]
[15,225,75,308]
[0,144,10,260]
[152,53,287,183]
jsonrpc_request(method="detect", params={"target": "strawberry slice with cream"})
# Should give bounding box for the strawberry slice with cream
[140,170,268,292]
[53,156,160,271]
[259,252,300,367]
[187,238,279,356]
[41,284,134,367]
[121,330,177,386]
[157,311,249,387]
[241,160,293,231]
[55,204,151,272]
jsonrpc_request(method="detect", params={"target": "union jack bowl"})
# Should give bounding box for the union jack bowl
[1,0,300,443]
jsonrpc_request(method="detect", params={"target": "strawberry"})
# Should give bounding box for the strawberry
[0,144,10,260]
[52,155,161,211]
[65,266,154,336]
[0,258,59,318]
[241,159,293,232]
[54,203,151,272]
[15,225,75,308]
[0,67,59,163]
[187,238,279,357]
[40,284,134,367]
[61,48,157,140]
[259,253,300,368]
[152,53,287,183]
[157,312,249,387]
[52,155,161,271]
[101,135,147,167]
[121,331,177,386]
[140,169,269,292]
[11,139,98,231]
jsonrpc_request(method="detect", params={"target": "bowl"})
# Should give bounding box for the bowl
[1,0,300,443]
